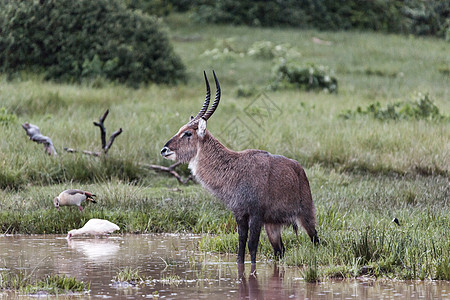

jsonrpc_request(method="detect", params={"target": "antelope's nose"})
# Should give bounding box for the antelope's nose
[160,146,169,156]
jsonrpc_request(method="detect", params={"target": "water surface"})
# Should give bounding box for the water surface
[0,234,448,299]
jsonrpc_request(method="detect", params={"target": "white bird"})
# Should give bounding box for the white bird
[67,218,120,239]
[53,189,97,211]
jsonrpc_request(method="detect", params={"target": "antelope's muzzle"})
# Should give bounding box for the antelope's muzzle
[160,146,174,159]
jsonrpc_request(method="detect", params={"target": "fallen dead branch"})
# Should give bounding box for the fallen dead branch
[141,162,194,184]
[64,109,122,156]
[63,148,100,156]
[22,122,58,156]
[23,110,191,184]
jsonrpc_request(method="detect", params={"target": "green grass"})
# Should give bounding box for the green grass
[114,267,149,283]
[0,183,235,234]
[0,271,89,295]
[198,170,449,280]
[0,13,449,280]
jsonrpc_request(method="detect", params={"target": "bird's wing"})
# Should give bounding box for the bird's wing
[65,189,87,196]
[60,189,87,205]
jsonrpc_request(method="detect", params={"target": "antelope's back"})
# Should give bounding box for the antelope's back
[259,153,313,221]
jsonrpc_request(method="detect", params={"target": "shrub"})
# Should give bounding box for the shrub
[247,41,300,60]
[271,61,338,93]
[0,107,17,126]
[339,93,448,121]
[0,0,185,87]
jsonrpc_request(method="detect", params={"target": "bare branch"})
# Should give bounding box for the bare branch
[68,109,122,156]
[104,128,123,154]
[141,162,194,184]
[64,148,101,156]
[22,123,57,156]
[93,109,109,149]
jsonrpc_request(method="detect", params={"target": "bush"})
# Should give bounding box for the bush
[247,41,300,60]
[191,0,450,38]
[0,107,17,126]
[0,0,185,87]
[339,93,448,121]
[271,61,338,93]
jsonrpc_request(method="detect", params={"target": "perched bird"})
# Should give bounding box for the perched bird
[67,218,120,239]
[53,189,97,211]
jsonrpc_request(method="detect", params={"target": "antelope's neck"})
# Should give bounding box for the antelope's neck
[188,132,237,186]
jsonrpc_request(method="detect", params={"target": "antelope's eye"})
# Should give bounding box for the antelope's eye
[183,131,192,138]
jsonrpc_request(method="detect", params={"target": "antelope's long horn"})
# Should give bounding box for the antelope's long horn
[192,71,211,122]
[202,70,220,121]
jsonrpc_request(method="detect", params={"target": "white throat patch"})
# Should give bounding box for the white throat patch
[188,148,200,176]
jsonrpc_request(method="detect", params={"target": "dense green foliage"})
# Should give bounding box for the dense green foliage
[191,0,450,38]
[0,0,185,86]
[340,93,448,120]
[271,62,338,93]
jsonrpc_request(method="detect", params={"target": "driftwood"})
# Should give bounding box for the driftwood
[22,122,58,156]
[64,109,122,156]
[142,162,194,184]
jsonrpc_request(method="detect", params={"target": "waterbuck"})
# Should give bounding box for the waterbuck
[161,71,319,264]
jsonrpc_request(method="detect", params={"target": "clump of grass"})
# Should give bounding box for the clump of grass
[0,107,17,126]
[438,66,450,75]
[0,268,33,291]
[198,233,238,254]
[270,61,338,93]
[159,274,182,286]
[24,274,89,295]
[362,67,401,78]
[114,267,148,283]
[302,254,320,283]
[201,38,245,60]
[339,93,447,121]
[303,265,319,283]
[0,270,88,295]
[247,41,300,60]
[235,85,259,98]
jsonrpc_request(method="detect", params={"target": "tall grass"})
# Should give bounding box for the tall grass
[1,15,448,189]
[0,182,235,234]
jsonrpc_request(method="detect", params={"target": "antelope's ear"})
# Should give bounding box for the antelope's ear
[198,118,207,138]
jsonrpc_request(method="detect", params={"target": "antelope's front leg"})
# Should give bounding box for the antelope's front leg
[248,215,263,264]
[236,215,249,264]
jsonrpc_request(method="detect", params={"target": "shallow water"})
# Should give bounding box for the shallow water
[0,234,449,299]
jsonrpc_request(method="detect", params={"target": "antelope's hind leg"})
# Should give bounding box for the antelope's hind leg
[264,223,285,258]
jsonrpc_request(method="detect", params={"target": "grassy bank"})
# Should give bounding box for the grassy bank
[1,168,448,280]
[0,13,449,280]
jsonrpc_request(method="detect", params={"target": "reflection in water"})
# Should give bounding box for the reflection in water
[238,264,261,300]
[67,238,120,264]
[0,234,449,300]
